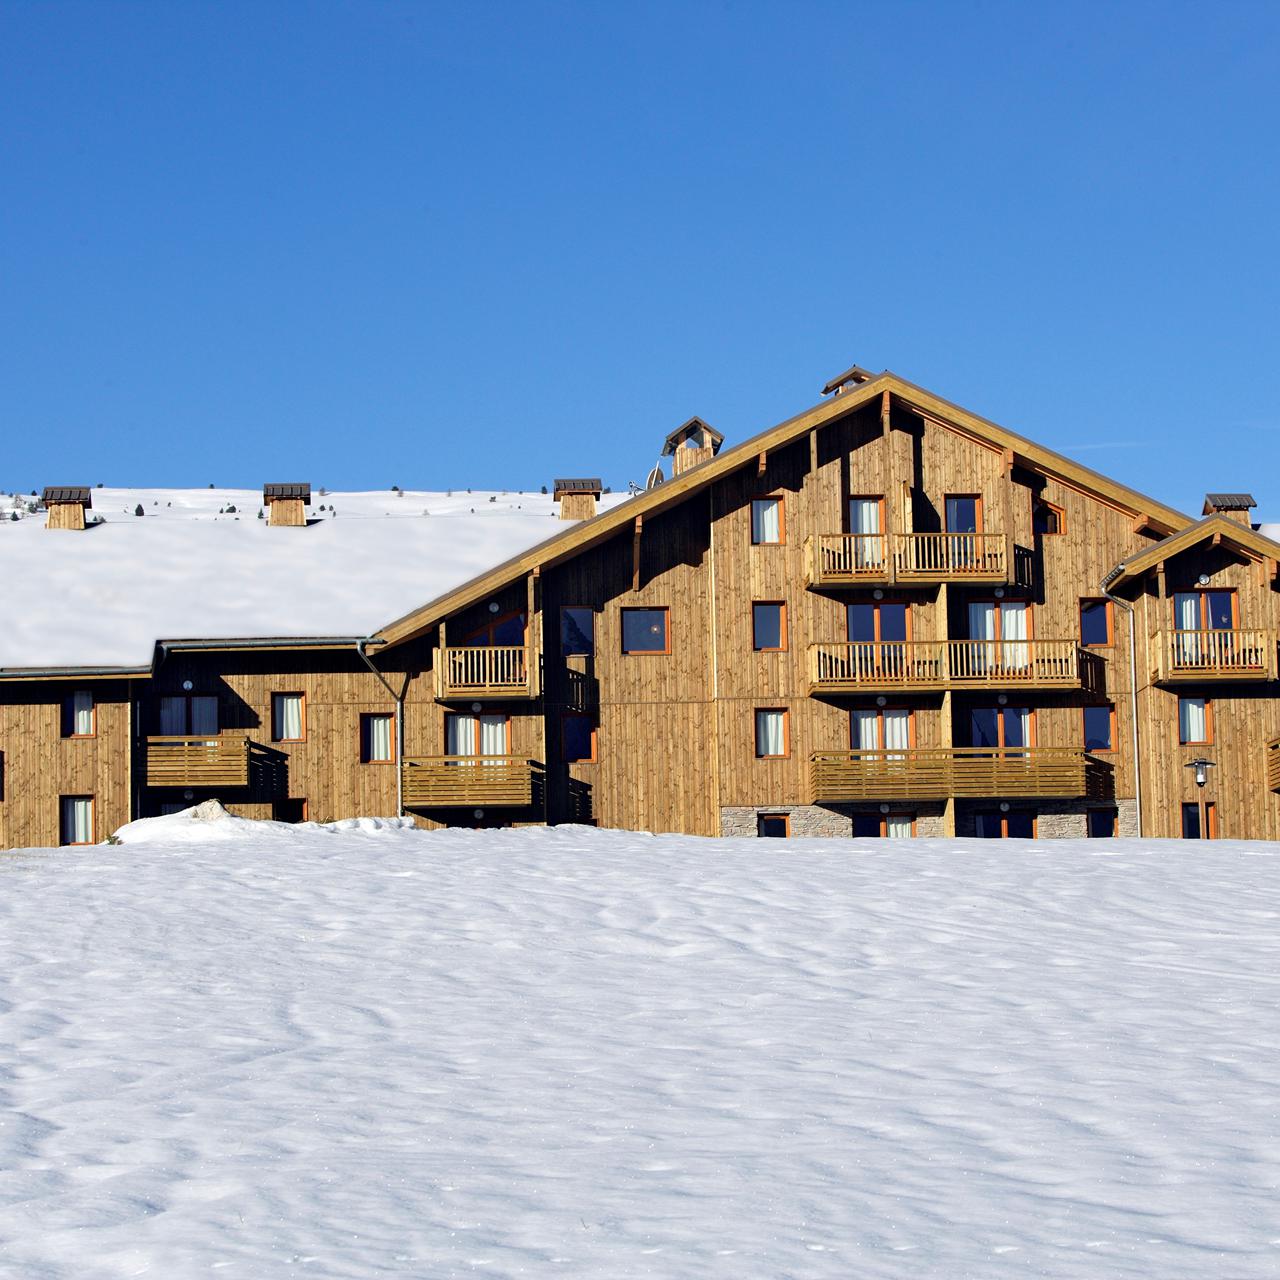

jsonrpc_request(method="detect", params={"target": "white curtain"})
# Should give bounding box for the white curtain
[275,695,303,741]
[851,709,880,751]
[882,710,910,760]
[1179,697,1207,743]
[849,498,881,569]
[479,714,506,762]
[448,713,506,760]
[191,696,219,737]
[1001,603,1029,670]
[752,498,781,544]
[159,696,186,735]
[368,715,392,761]
[885,814,913,838]
[62,797,92,844]
[968,602,996,675]
[756,709,785,756]
[72,690,94,735]
[1174,593,1201,666]
[446,713,470,757]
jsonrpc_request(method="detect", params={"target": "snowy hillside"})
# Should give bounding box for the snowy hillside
[2,816,1278,1278]
[0,487,630,669]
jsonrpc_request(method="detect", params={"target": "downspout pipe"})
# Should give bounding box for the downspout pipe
[1101,566,1142,837]
[356,639,404,819]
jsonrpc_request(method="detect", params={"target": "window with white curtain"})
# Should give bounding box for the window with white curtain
[446,712,507,762]
[69,690,94,736]
[1178,697,1209,745]
[160,694,219,736]
[751,497,783,545]
[362,713,394,763]
[848,497,883,569]
[967,601,1029,672]
[272,693,305,742]
[885,814,914,838]
[754,709,787,757]
[60,796,93,845]
[851,708,910,757]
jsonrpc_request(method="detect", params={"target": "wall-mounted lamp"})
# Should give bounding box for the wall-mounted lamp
[876,695,887,707]
[999,801,1010,813]
[182,680,193,691]
[873,588,884,600]
[994,587,1005,599]
[1186,757,1216,788]
[1197,574,1211,586]
[879,803,890,814]
[471,701,482,713]
[474,808,485,820]
[997,693,1008,705]
[488,601,501,613]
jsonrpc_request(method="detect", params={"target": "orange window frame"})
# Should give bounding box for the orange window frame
[620,606,671,655]
[271,692,307,743]
[1079,598,1114,647]
[846,600,913,643]
[1032,496,1066,536]
[847,494,886,532]
[444,711,513,756]
[757,812,791,837]
[561,713,598,764]
[750,494,786,545]
[970,600,1035,641]
[850,707,918,750]
[754,707,790,758]
[63,690,97,739]
[464,610,527,646]
[971,706,1037,749]
[59,795,95,846]
[359,711,396,764]
[944,493,984,533]
[1172,590,1239,630]
[1082,703,1117,753]
[1177,696,1214,745]
[752,601,788,652]
[1182,800,1218,839]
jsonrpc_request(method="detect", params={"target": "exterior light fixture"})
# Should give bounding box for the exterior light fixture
[471,701,482,712]
[999,801,1010,813]
[488,601,501,613]
[183,790,194,801]
[873,588,884,600]
[879,803,890,814]
[876,695,887,707]
[994,587,1005,599]
[473,808,485,820]
[997,693,1008,705]
[1186,757,1216,788]
[1197,574,1211,586]
[182,680,194,691]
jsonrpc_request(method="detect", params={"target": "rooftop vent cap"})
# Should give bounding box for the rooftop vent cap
[1202,493,1257,527]
[553,478,602,521]
[661,417,723,476]
[263,483,311,527]
[42,486,92,530]
[821,364,876,396]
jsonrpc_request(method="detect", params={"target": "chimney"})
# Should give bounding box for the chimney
[42,486,91,531]
[821,364,875,397]
[553,478,602,521]
[1202,493,1256,528]
[661,417,724,477]
[263,483,311,527]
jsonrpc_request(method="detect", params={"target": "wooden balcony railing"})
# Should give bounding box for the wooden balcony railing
[435,645,538,699]
[145,733,251,788]
[1267,737,1280,794]
[1151,629,1278,683]
[805,532,1011,586]
[810,747,1107,804]
[401,756,539,808]
[808,639,1088,692]
[893,532,1009,581]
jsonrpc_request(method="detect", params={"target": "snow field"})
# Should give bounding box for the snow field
[1,816,1279,1278]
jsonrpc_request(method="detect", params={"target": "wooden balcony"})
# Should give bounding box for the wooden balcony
[805,534,891,585]
[810,747,1108,804]
[435,645,539,700]
[806,532,1011,587]
[808,639,1089,693]
[145,733,250,788]
[1151,629,1278,683]
[1267,737,1280,794]
[402,756,539,808]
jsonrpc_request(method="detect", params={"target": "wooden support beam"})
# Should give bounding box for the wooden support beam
[632,515,643,592]
[757,451,767,479]
[1132,513,1153,534]
[809,427,818,477]
[880,389,891,431]
[1211,531,1223,548]
[1003,447,1015,475]
[1269,558,1278,584]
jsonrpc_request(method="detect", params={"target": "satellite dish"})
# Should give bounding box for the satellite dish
[645,463,666,490]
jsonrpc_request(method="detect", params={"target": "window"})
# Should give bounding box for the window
[1178,697,1211,745]
[851,708,912,756]
[945,494,982,533]
[1032,498,1065,536]
[466,611,526,647]
[752,602,787,651]
[1080,599,1113,647]
[750,496,784,545]
[59,795,94,845]
[560,607,595,656]
[1182,801,1217,839]
[848,496,886,570]
[974,810,1035,838]
[562,714,597,763]
[621,608,669,654]
[445,712,508,757]
[965,601,1030,671]
[1087,809,1118,838]
[853,813,916,838]
[360,713,395,763]
[847,601,909,643]
[757,813,790,838]
[1083,705,1115,752]
[1173,590,1236,632]
[159,694,219,736]
[63,690,95,738]
[272,693,306,742]
[967,706,1032,752]
[754,708,788,758]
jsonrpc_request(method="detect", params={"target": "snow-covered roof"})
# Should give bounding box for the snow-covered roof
[0,487,624,671]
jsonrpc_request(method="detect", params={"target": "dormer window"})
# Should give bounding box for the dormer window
[62,690,95,738]
[1033,498,1064,536]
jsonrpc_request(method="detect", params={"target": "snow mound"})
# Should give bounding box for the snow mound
[112,802,416,845]
[1,827,1279,1278]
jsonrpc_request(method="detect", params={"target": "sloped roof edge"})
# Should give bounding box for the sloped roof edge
[1105,514,1280,587]
[375,372,1198,649]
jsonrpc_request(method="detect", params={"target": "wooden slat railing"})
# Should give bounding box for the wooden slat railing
[402,755,538,807]
[435,645,535,698]
[1267,737,1280,794]
[145,733,250,788]
[808,639,1086,691]
[805,534,891,584]
[894,532,1008,580]
[810,746,1102,803]
[1152,629,1278,682]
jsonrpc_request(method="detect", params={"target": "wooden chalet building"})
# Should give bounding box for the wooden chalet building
[3,368,1280,847]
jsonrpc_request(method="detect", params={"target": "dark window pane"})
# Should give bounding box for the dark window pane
[1080,600,1110,646]
[1206,592,1233,630]
[753,603,783,650]
[1002,708,1030,749]
[974,811,1003,838]
[847,604,876,642]
[1083,706,1113,752]
[492,613,526,646]
[946,496,978,533]
[852,814,882,837]
[561,607,594,656]
[1087,809,1117,838]
[757,814,789,838]
[969,708,1000,748]
[1033,501,1061,535]
[622,609,668,653]
[1181,802,1202,839]
[879,603,908,642]
[1006,811,1035,838]
[562,717,595,762]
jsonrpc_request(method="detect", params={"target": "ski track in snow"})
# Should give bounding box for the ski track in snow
[1,820,1279,1278]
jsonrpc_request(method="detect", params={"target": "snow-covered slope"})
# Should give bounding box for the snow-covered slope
[0,488,629,669]
[2,815,1278,1278]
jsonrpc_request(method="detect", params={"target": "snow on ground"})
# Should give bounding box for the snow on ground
[0,488,630,669]
[2,816,1280,1279]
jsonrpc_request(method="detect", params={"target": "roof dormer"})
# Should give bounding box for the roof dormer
[1202,493,1256,527]
[661,417,723,476]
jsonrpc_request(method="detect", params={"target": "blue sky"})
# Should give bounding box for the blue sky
[2,1,1277,514]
